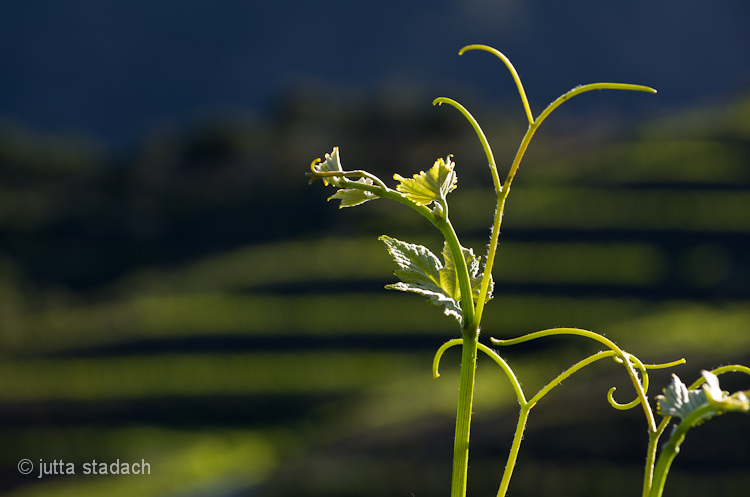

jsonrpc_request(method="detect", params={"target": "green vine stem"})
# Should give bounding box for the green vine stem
[431,97,498,330]
[307,44,750,497]
[435,45,656,331]
[434,332,684,497]
[431,47,655,497]
[451,333,478,497]
[643,418,672,497]
[429,57,655,495]
[310,45,658,497]
[650,404,715,497]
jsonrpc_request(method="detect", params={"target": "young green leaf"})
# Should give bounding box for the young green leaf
[657,374,709,420]
[328,177,378,208]
[379,235,463,324]
[394,156,458,206]
[379,235,492,326]
[440,241,493,304]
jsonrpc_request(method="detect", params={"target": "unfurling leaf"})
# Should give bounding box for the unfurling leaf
[310,147,344,187]
[379,235,491,326]
[328,177,378,208]
[394,156,458,206]
[657,372,749,428]
[657,374,708,420]
[310,148,382,207]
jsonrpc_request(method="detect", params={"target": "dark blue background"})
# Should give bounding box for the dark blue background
[1,0,749,148]
[1,3,750,496]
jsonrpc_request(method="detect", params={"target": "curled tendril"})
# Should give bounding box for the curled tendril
[433,334,686,415]
[608,354,649,410]
[436,333,690,466]
[608,355,687,410]
[491,328,685,431]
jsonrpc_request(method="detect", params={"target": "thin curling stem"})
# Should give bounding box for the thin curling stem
[530,350,616,407]
[493,328,658,432]
[608,354,650,410]
[477,342,527,406]
[459,44,534,125]
[687,364,750,389]
[432,98,500,194]
[536,83,657,126]
[499,82,656,220]
[432,97,500,328]
[433,338,464,379]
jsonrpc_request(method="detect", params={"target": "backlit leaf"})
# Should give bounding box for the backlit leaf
[657,372,749,427]
[379,235,463,324]
[657,374,708,419]
[394,156,458,205]
[328,177,378,208]
[379,235,492,326]
[441,241,493,304]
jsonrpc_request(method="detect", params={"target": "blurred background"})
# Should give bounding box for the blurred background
[1,1,749,496]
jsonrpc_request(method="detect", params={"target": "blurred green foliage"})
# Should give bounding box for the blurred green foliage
[1,89,749,496]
